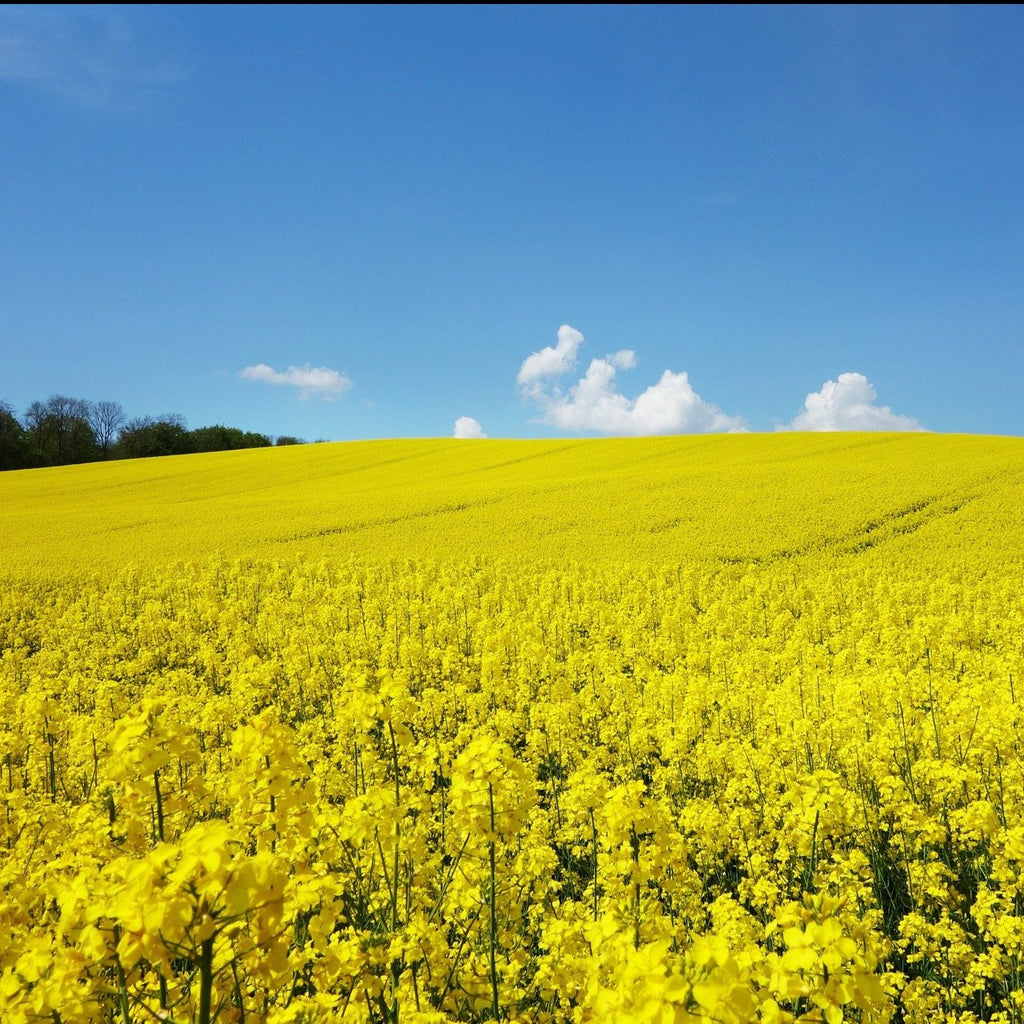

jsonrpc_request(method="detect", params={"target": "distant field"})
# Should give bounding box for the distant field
[2,432,1022,575]
[2,433,1023,1024]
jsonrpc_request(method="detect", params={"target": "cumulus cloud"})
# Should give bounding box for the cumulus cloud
[453,416,486,439]
[517,325,745,435]
[787,372,924,431]
[516,324,586,395]
[239,363,353,401]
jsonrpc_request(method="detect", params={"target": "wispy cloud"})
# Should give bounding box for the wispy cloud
[239,363,353,402]
[0,6,185,109]
[517,325,745,436]
[453,416,486,439]
[785,372,924,431]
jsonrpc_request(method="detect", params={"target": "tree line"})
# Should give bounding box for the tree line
[0,395,305,471]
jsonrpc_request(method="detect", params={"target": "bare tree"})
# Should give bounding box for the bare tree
[23,400,55,464]
[24,395,97,464]
[47,395,96,463]
[88,400,126,458]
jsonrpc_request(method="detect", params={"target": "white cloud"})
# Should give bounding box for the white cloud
[0,7,185,108]
[453,416,486,439]
[239,363,353,401]
[517,325,745,435]
[516,324,585,395]
[786,372,924,431]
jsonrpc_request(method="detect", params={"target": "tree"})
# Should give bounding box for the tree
[23,400,56,465]
[0,393,298,471]
[238,430,272,449]
[0,400,27,470]
[88,400,126,459]
[23,395,97,465]
[116,415,189,459]
[189,425,272,453]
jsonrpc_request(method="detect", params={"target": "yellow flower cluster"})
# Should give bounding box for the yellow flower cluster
[0,433,1023,1023]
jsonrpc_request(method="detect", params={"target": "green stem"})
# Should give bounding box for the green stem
[153,770,165,843]
[389,722,401,1022]
[111,926,132,1024]
[488,781,500,1021]
[388,723,401,931]
[198,934,215,1024]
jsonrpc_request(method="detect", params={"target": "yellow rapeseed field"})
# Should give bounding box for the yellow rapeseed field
[2,433,1023,1024]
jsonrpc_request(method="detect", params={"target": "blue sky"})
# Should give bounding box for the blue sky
[1,4,1022,440]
